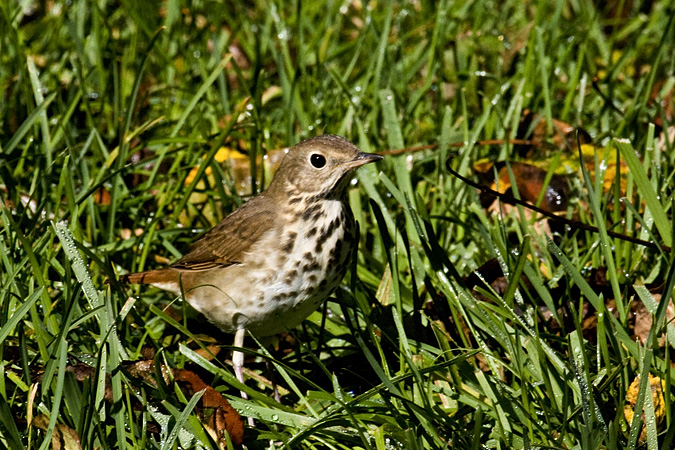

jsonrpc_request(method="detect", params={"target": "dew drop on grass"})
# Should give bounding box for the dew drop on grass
[54,221,100,309]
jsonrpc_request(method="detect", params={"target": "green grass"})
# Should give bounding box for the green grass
[2,0,675,448]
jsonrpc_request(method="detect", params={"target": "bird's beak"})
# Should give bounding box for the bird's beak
[347,152,384,168]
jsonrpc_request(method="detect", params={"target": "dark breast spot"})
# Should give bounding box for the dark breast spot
[271,293,290,303]
[302,204,322,221]
[302,258,320,272]
[332,239,343,258]
[315,236,326,253]
[316,216,343,254]
[301,252,320,271]
[284,269,298,284]
[321,220,335,239]
[327,240,343,267]
[282,231,297,253]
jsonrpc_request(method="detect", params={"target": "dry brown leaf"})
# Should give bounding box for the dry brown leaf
[193,344,222,361]
[67,360,244,446]
[632,300,652,345]
[518,110,592,152]
[174,369,245,446]
[32,415,82,450]
[630,292,675,347]
[474,161,569,213]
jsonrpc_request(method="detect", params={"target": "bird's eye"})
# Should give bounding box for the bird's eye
[310,153,326,168]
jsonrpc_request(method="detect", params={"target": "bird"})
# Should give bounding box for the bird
[122,134,383,402]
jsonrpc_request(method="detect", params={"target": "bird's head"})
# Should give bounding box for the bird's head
[269,135,383,198]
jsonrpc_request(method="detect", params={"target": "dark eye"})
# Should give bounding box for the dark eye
[310,153,326,168]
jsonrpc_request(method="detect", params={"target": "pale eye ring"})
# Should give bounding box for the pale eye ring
[310,153,326,168]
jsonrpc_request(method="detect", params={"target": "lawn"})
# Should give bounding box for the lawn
[1,0,675,448]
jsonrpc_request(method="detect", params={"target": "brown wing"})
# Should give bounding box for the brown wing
[170,194,277,271]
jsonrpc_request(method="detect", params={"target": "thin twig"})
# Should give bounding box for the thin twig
[444,159,670,253]
[375,139,535,156]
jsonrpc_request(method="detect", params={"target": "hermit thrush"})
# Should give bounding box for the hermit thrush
[122,135,382,393]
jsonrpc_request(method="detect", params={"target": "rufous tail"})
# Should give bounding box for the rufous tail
[120,269,172,285]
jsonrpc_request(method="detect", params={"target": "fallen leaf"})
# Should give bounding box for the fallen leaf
[624,374,666,443]
[67,361,244,446]
[32,415,82,450]
[174,369,245,446]
[518,110,592,152]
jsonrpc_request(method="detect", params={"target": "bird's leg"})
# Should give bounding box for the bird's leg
[266,359,281,403]
[233,328,247,396]
[233,328,255,426]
